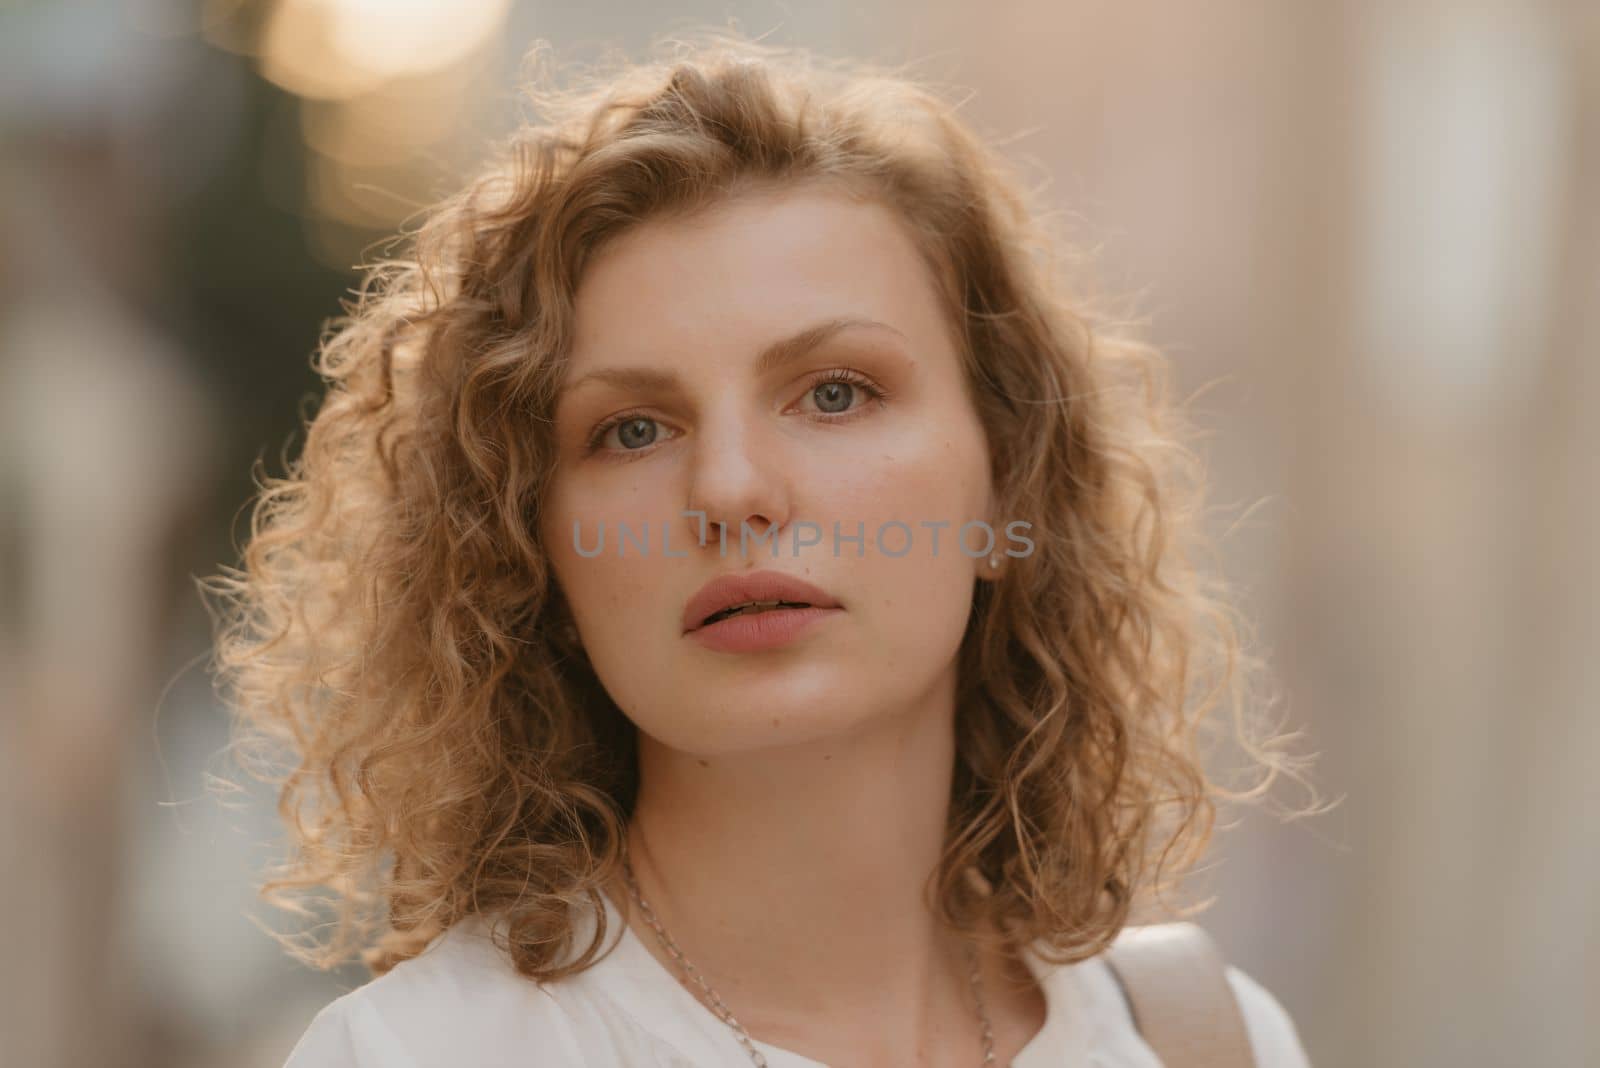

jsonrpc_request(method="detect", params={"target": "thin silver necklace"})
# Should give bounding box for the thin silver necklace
[620,857,999,1067]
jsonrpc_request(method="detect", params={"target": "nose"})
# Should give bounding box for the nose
[683,405,792,558]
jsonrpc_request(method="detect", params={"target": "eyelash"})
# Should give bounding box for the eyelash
[582,367,890,460]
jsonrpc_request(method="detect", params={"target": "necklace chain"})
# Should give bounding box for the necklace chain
[620,857,999,1067]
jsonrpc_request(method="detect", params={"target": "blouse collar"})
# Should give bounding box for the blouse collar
[574,890,1096,1068]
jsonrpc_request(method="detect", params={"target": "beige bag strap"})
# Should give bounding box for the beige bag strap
[1102,921,1256,1068]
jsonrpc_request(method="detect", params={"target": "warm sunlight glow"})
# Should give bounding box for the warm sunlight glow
[259,0,511,101]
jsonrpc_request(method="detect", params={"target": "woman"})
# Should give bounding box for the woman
[211,31,1319,1068]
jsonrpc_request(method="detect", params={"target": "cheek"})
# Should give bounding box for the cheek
[543,476,676,622]
[820,406,993,555]
[544,463,676,559]
[859,544,979,682]
[541,517,679,732]
[813,413,992,662]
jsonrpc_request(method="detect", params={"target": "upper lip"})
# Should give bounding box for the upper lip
[682,570,841,632]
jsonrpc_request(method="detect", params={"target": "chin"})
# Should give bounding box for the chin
[629,669,889,758]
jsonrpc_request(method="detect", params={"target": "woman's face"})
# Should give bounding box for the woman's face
[541,183,997,757]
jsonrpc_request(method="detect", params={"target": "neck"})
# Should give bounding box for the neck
[617,668,986,1060]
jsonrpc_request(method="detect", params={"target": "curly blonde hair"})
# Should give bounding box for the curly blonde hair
[206,29,1319,982]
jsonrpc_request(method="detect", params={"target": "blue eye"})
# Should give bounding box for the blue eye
[613,417,657,449]
[581,368,888,461]
[585,411,663,455]
[803,369,886,415]
[812,381,854,413]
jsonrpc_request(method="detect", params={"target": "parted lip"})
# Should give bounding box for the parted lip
[682,570,841,633]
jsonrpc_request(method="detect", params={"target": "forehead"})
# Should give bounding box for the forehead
[564,184,951,371]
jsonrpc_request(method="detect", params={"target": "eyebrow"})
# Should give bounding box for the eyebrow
[557,316,907,402]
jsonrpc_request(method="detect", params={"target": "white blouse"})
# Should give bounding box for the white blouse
[282,894,1313,1067]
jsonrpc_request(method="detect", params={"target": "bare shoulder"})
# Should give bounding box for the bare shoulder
[1223,965,1314,1068]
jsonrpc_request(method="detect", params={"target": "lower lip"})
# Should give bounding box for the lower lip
[687,606,843,653]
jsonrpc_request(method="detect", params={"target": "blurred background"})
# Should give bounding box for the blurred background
[0,1,1594,1065]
